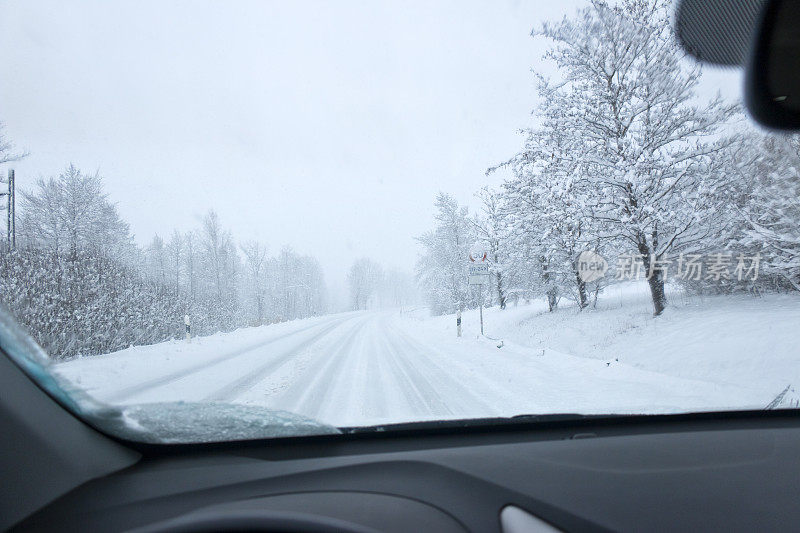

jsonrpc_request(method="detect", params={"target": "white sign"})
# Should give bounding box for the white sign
[469,263,489,285]
[469,242,488,263]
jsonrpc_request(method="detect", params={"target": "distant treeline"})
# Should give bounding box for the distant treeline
[1,164,328,359]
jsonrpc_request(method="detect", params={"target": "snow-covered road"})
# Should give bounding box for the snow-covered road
[55,298,791,427]
[60,312,499,426]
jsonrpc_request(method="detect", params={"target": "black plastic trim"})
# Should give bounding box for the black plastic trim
[115,408,800,459]
[745,0,800,129]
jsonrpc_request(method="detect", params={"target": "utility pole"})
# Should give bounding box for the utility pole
[8,169,14,250]
[1,169,14,251]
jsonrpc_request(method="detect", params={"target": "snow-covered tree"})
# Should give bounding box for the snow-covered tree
[471,187,515,309]
[166,230,184,296]
[184,230,199,302]
[347,258,383,310]
[509,0,736,315]
[5,168,188,358]
[264,246,328,321]
[18,165,134,261]
[500,115,622,311]
[241,240,268,324]
[734,133,800,291]
[145,234,167,285]
[416,193,478,315]
[0,121,27,165]
[198,210,240,328]
[17,176,64,255]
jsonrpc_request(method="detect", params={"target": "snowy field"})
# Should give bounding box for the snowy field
[55,283,800,428]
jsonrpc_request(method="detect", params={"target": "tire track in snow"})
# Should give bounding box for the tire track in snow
[201,319,348,402]
[360,322,390,419]
[106,315,352,402]
[374,330,453,417]
[385,322,501,416]
[269,315,373,420]
[272,312,487,424]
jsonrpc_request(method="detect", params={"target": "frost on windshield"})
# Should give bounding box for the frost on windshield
[117,402,340,444]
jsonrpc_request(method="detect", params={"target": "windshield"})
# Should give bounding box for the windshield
[0,0,798,444]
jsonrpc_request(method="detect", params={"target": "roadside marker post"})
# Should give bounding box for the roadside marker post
[457,310,462,337]
[184,315,191,343]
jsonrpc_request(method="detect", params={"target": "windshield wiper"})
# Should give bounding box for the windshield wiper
[340,413,615,434]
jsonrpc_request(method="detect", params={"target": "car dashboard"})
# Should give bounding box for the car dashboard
[12,412,800,532]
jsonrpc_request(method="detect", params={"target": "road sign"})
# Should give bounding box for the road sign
[469,263,489,285]
[469,242,488,263]
[468,248,489,335]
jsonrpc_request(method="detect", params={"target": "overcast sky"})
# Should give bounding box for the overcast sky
[0,0,741,305]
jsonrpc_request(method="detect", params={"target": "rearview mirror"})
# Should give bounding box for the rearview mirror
[746,0,800,130]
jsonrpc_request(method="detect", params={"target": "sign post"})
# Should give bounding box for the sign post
[479,286,484,335]
[468,246,490,336]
